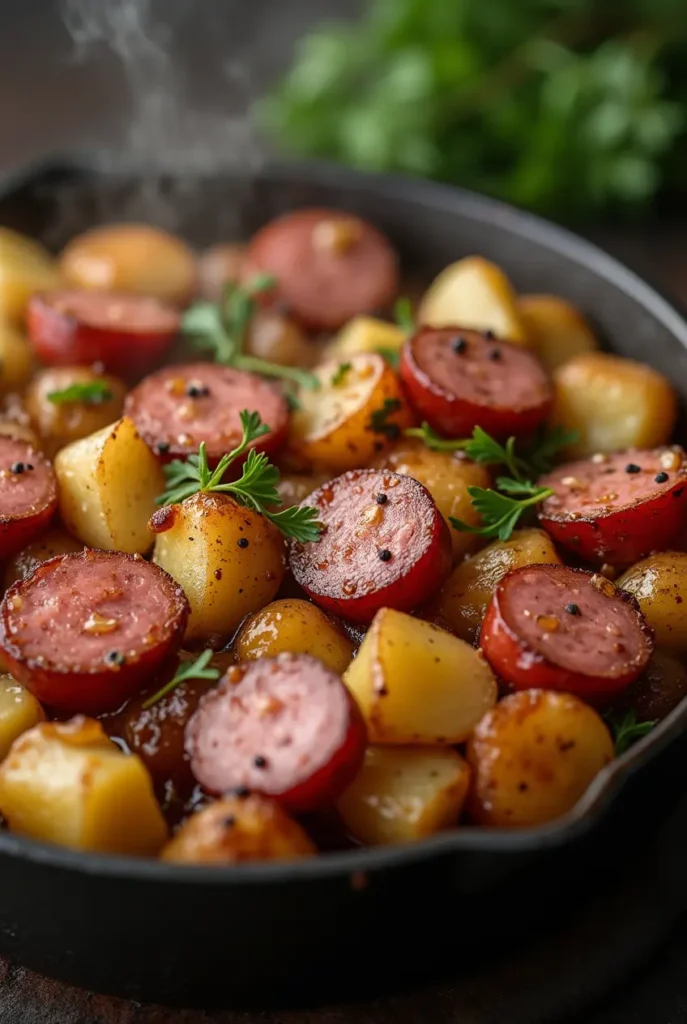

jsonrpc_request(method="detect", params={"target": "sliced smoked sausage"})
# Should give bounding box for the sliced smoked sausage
[289,468,453,624]
[538,446,687,566]
[479,563,653,702]
[0,437,57,557]
[0,550,189,713]
[242,208,399,331]
[186,653,367,812]
[124,362,289,461]
[400,327,552,439]
[27,290,179,377]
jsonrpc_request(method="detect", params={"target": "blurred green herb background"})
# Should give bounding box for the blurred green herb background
[260,0,687,219]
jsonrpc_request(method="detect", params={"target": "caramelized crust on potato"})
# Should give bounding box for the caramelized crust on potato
[234,599,354,675]
[618,552,687,655]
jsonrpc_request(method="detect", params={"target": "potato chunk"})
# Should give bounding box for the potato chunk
[234,599,353,675]
[329,316,406,359]
[0,321,34,394]
[337,745,470,845]
[0,228,60,323]
[161,794,316,864]
[151,492,284,640]
[0,674,45,761]
[518,294,598,373]
[55,416,164,554]
[3,527,84,590]
[618,552,687,655]
[26,366,126,458]
[0,717,167,854]
[344,608,497,745]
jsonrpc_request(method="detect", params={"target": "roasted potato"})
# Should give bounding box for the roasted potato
[59,223,196,307]
[289,352,412,472]
[3,526,84,589]
[0,321,34,394]
[467,690,614,828]
[246,310,316,369]
[418,256,530,345]
[434,528,561,643]
[337,745,471,845]
[55,416,164,554]
[26,366,127,458]
[151,492,285,640]
[0,228,60,323]
[234,599,354,675]
[197,242,246,302]
[372,439,490,561]
[0,716,167,854]
[275,471,329,509]
[518,294,598,373]
[618,552,687,655]
[344,608,497,745]
[551,352,677,457]
[618,649,687,723]
[0,418,41,449]
[0,674,45,761]
[328,316,406,360]
[161,794,315,864]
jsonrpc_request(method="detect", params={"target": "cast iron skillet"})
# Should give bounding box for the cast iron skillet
[0,157,686,1008]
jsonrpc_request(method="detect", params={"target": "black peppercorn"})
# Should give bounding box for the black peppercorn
[375,493,388,505]
[253,755,268,769]
[565,603,581,616]
[625,463,641,474]
[484,329,496,340]
[378,549,392,562]
[451,336,468,354]
[186,383,210,399]
[655,472,669,483]
[10,462,24,474]
[488,348,502,361]
[155,441,170,455]
[232,785,250,798]
[25,464,34,471]
[237,537,249,548]
[106,650,125,666]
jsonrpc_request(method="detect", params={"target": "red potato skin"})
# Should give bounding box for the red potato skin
[0,448,58,559]
[479,570,652,703]
[399,328,552,439]
[0,552,190,714]
[27,292,179,378]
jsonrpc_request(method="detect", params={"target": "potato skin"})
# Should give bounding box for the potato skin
[3,526,84,590]
[151,492,285,641]
[618,552,687,655]
[372,440,490,561]
[433,529,561,643]
[246,311,315,370]
[518,295,598,373]
[0,228,60,323]
[161,794,316,864]
[617,649,687,723]
[26,366,126,458]
[234,599,354,675]
[329,316,406,359]
[0,673,45,761]
[197,243,245,302]
[551,352,677,457]
[467,690,614,828]
[0,321,34,394]
[337,745,471,845]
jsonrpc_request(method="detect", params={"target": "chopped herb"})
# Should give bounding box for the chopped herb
[368,398,402,439]
[142,650,220,710]
[48,381,113,405]
[375,347,401,370]
[285,389,301,412]
[605,709,657,756]
[157,409,323,543]
[331,361,352,387]
[405,423,578,478]
[393,297,414,333]
[450,485,553,541]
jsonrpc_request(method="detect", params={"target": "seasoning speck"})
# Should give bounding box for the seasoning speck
[10,462,25,474]
[484,329,496,340]
[105,650,125,666]
[186,383,210,398]
[253,755,268,769]
[232,785,250,798]
[488,348,502,361]
[237,537,250,549]
[155,441,170,455]
[451,336,468,354]
[654,472,669,484]
[375,493,388,505]
[222,815,236,829]
[565,603,581,616]
[378,548,392,562]
[625,463,641,474]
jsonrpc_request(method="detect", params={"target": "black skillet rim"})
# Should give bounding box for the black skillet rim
[0,152,686,885]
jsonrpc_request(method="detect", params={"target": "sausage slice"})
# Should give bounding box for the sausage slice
[538,447,687,566]
[124,362,289,461]
[400,327,552,439]
[480,564,653,702]
[0,437,57,557]
[242,208,399,331]
[289,468,453,624]
[0,551,189,713]
[27,290,179,377]
[186,653,366,812]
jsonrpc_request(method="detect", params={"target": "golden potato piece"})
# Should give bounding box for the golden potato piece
[161,794,315,864]
[618,552,687,656]
[344,608,497,745]
[289,352,412,472]
[246,311,316,369]
[3,526,84,590]
[0,228,60,324]
[0,321,34,394]
[551,352,676,457]
[235,599,354,675]
[329,316,406,359]
[518,294,598,373]
[152,492,284,641]
[372,439,490,561]
[59,223,196,307]
[418,257,530,345]
[0,674,45,761]
[467,690,614,828]
[0,716,167,854]
[197,242,246,302]
[25,366,126,458]
[337,745,470,845]
[0,418,41,449]
[619,649,687,723]
[55,416,164,554]
[434,528,561,643]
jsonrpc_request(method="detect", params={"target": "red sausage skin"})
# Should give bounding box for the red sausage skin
[538,447,687,567]
[289,469,452,624]
[400,327,552,439]
[186,654,367,812]
[0,438,57,557]
[480,564,653,703]
[0,551,189,714]
[27,291,179,377]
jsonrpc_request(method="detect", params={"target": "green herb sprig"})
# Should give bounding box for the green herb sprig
[142,650,220,710]
[157,409,322,543]
[48,381,114,405]
[331,361,352,386]
[606,709,658,756]
[182,274,320,391]
[368,398,403,439]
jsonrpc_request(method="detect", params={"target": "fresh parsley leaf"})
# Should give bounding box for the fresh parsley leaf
[47,381,113,405]
[368,398,402,439]
[156,409,323,542]
[605,709,658,756]
[376,347,401,370]
[525,426,580,474]
[285,389,301,412]
[450,485,553,541]
[142,649,220,710]
[394,297,414,333]
[331,361,352,386]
